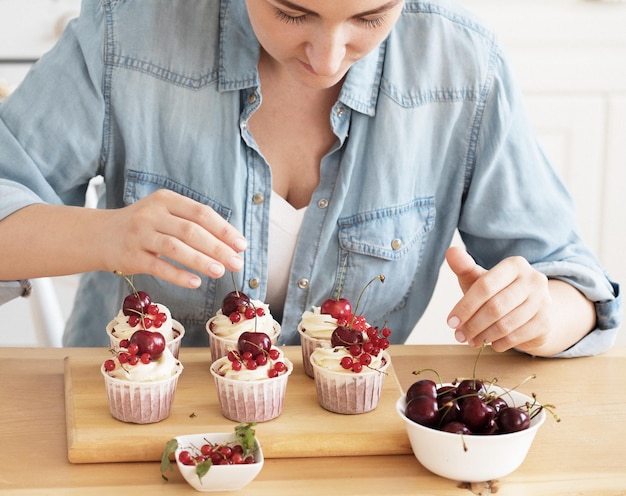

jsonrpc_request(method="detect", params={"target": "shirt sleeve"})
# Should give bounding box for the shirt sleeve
[458,44,622,358]
[0,280,32,305]
[0,0,106,220]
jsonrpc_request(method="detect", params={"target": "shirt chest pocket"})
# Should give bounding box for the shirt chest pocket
[337,197,435,318]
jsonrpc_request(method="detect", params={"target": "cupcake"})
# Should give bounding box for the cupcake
[207,290,281,362]
[210,331,293,422]
[101,330,183,424]
[297,306,340,378]
[310,323,392,415]
[301,276,384,378]
[106,283,185,358]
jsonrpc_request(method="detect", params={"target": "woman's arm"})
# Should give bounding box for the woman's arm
[0,190,247,288]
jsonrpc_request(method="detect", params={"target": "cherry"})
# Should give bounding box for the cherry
[497,407,531,433]
[406,379,437,402]
[441,421,472,435]
[456,378,485,399]
[237,331,271,359]
[331,326,363,347]
[459,395,496,432]
[320,297,352,320]
[122,290,151,317]
[405,395,439,428]
[129,330,166,359]
[221,290,250,316]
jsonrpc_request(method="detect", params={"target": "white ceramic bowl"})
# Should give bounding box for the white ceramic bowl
[174,432,264,492]
[396,385,546,482]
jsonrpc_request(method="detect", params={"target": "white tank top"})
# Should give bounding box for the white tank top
[266,190,307,319]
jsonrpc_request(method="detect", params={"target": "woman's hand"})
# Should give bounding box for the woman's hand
[445,246,594,356]
[100,189,247,288]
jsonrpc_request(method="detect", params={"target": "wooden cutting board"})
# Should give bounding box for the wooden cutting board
[64,347,412,463]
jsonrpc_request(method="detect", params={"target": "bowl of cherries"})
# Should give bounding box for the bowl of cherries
[397,354,558,483]
[161,423,263,492]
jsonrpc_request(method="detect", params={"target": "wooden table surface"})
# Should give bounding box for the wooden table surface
[1,344,625,495]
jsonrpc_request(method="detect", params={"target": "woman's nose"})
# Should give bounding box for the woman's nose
[304,27,347,76]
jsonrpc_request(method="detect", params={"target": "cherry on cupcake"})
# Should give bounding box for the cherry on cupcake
[238,331,271,359]
[129,330,166,359]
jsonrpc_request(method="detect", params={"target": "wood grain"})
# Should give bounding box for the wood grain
[64,347,412,463]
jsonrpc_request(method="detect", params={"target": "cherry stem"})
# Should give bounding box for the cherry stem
[350,274,385,327]
[412,367,444,386]
[472,342,486,379]
[114,270,139,297]
[231,272,240,298]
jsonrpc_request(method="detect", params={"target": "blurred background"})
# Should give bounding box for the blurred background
[1,0,624,347]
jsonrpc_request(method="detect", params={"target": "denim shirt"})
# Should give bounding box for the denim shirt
[0,0,621,356]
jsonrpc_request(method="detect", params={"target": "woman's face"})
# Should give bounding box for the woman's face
[246,0,404,89]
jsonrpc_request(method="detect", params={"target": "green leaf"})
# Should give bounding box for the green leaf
[160,438,179,481]
[235,422,257,456]
[195,459,213,483]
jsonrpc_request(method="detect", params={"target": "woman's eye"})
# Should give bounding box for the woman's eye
[274,9,308,25]
[357,16,387,29]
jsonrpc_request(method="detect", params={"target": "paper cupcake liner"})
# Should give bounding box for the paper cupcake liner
[106,320,185,358]
[210,357,293,422]
[297,328,332,378]
[310,351,391,415]
[101,365,182,424]
[207,321,281,363]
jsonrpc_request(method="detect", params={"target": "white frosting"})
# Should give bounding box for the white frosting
[297,306,338,339]
[208,299,280,339]
[104,346,182,382]
[310,347,386,373]
[108,303,176,342]
[212,348,288,381]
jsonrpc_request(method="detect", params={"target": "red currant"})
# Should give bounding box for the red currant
[128,315,140,327]
[104,359,116,371]
[244,307,256,320]
[256,307,265,317]
[140,352,151,364]
[269,349,280,360]
[178,450,194,466]
[340,357,353,369]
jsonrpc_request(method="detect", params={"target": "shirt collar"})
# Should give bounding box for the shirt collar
[219,0,384,116]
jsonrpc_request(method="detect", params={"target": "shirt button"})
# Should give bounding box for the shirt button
[252,193,264,205]
[248,93,258,104]
[248,278,260,289]
[241,121,248,131]
[297,278,310,289]
[317,198,329,209]
[391,238,403,250]
[335,107,345,117]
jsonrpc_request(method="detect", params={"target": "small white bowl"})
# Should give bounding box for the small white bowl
[396,385,546,482]
[174,432,264,492]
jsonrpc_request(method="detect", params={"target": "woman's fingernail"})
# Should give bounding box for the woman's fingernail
[233,237,247,252]
[189,276,201,288]
[229,255,243,271]
[209,263,225,277]
[447,316,460,328]
[455,330,466,343]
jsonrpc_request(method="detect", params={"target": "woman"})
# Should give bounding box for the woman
[0,0,620,356]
